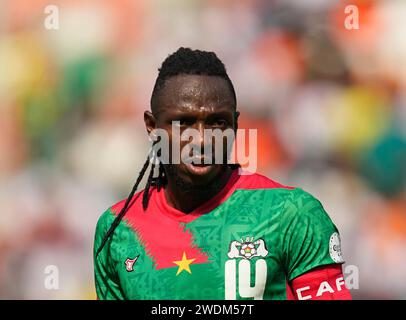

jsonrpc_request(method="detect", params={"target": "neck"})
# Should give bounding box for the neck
[164,166,233,213]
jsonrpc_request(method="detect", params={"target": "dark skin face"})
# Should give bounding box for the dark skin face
[144,74,239,213]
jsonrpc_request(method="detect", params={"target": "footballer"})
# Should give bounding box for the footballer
[93,47,352,300]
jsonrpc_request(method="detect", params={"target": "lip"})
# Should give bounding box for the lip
[185,162,214,176]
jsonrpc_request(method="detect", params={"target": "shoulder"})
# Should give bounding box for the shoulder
[235,171,295,191]
[95,189,145,234]
[233,171,327,214]
[94,206,118,243]
[281,187,336,231]
[283,188,326,214]
[95,188,152,239]
[110,189,145,215]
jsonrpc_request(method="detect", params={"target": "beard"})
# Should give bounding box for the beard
[164,163,226,194]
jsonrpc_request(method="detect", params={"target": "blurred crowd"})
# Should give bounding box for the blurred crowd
[0,0,405,299]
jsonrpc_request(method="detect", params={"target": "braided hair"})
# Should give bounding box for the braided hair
[96,47,237,256]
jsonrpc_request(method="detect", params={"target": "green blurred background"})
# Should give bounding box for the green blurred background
[0,0,405,299]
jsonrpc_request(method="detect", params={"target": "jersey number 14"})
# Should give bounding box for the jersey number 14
[224,259,267,300]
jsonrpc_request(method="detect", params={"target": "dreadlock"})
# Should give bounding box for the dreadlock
[96,47,238,256]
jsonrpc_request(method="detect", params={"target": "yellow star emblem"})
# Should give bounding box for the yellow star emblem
[173,251,196,276]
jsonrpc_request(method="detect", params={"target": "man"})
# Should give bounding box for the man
[93,47,352,300]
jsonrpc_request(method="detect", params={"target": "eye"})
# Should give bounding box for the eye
[178,117,195,126]
[212,119,227,127]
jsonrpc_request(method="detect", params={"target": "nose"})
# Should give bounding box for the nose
[196,122,205,147]
[187,121,211,159]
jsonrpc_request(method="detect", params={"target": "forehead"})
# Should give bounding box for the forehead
[154,74,235,115]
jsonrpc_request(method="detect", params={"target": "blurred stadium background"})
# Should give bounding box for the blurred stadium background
[0,0,405,299]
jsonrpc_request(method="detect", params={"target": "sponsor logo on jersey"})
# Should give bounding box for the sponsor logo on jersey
[227,236,268,260]
[124,255,139,272]
[329,232,344,263]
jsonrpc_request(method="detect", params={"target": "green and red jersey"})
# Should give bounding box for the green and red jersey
[94,170,349,300]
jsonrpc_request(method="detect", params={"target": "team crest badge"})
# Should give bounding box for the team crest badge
[227,236,268,260]
[124,255,139,272]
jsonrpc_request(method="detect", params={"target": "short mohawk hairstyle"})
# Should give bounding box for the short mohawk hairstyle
[150,47,237,113]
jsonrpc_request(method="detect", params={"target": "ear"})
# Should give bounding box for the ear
[144,111,156,136]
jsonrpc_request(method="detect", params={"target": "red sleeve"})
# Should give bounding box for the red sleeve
[287,264,352,300]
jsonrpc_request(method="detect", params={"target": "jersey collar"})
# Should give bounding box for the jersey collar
[154,168,240,223]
